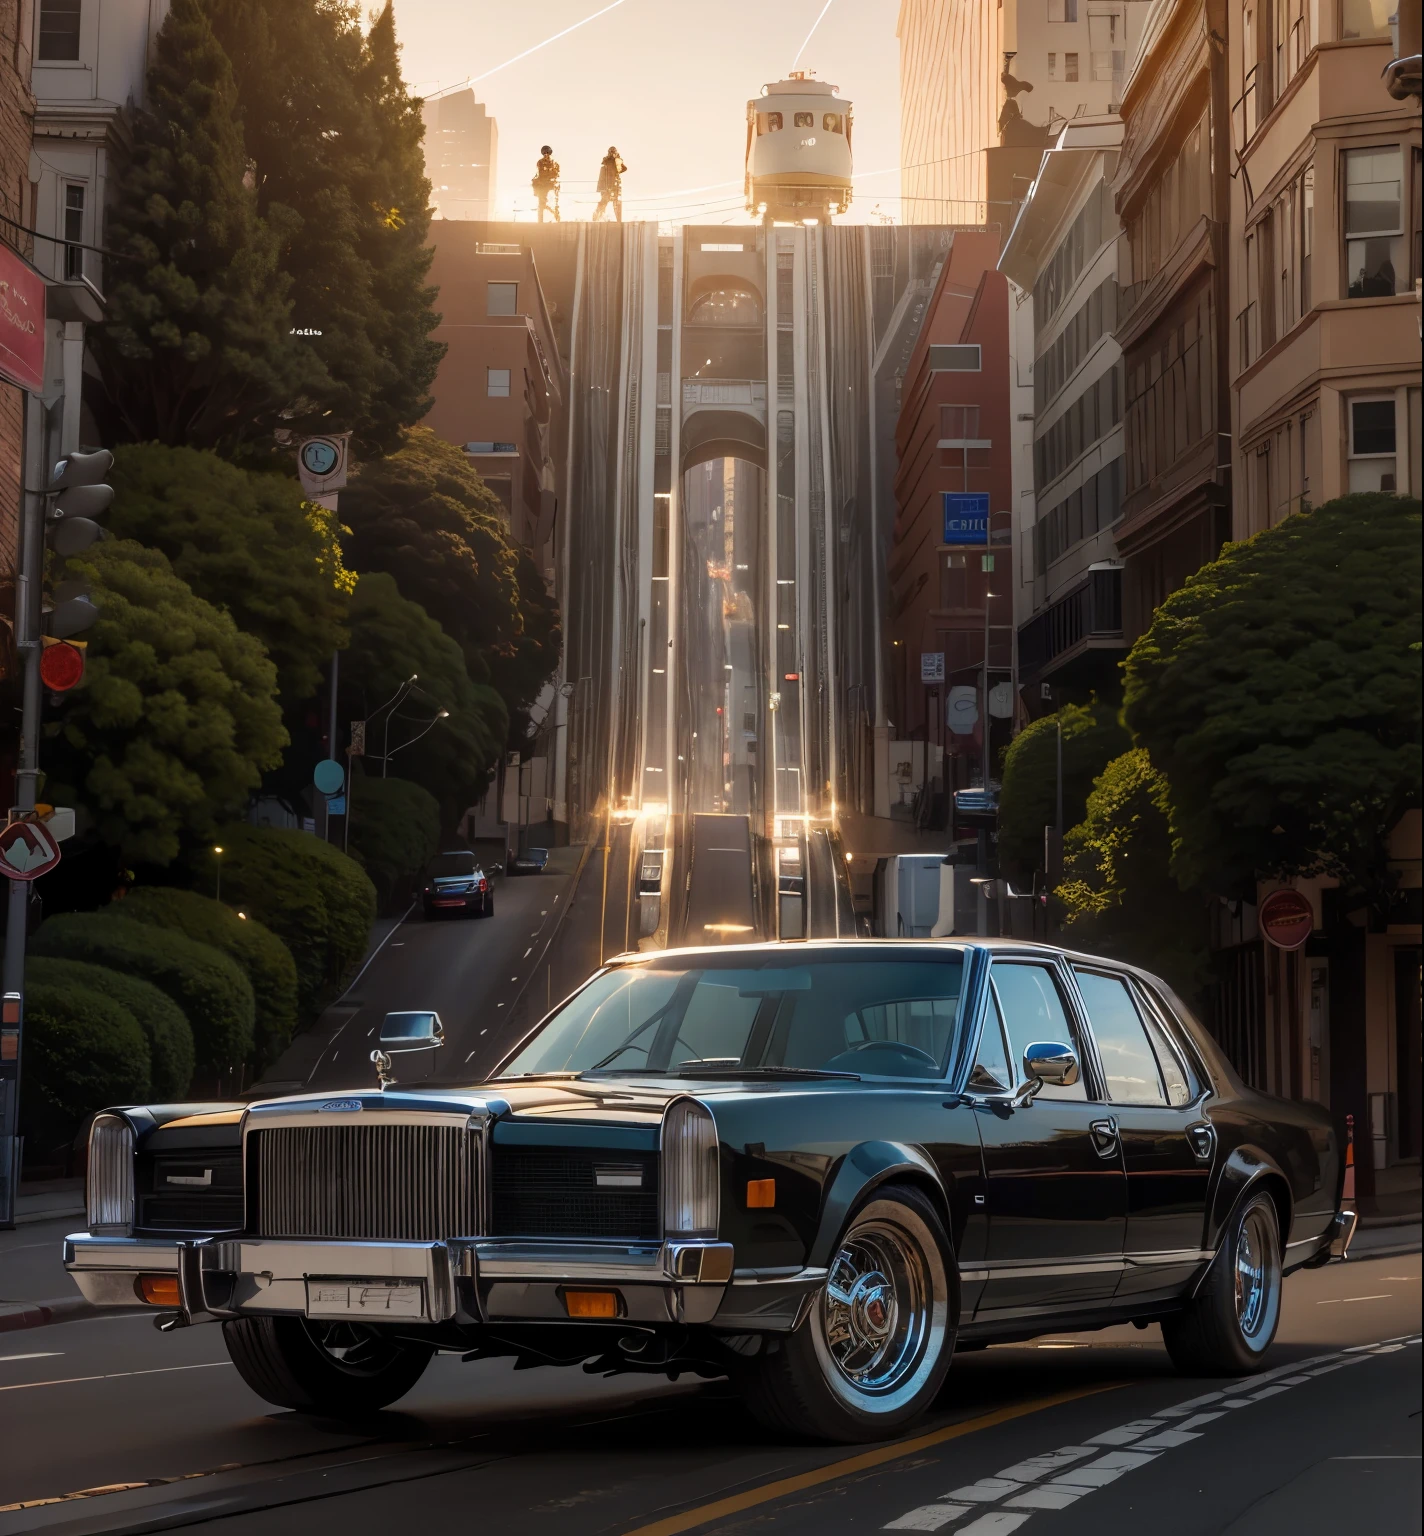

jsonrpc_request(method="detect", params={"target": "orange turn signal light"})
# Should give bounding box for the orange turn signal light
[747,1178,776,1209]
[136,1274,181,1306]
[563,1289,620,1320]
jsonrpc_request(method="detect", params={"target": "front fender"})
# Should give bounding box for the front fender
[808,1140,951,1270]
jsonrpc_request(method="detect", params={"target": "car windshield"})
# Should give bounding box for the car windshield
[498,951,965,1080]
[429,853,478,878]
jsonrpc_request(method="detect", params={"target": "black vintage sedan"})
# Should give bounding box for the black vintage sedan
[420,849,494,918]
[66,942,1353,1444]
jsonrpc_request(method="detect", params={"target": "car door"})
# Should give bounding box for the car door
[970,958,1127,1316]
[1069,966,1213,1298]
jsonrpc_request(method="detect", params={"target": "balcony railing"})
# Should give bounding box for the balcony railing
[1018,566,1124,679]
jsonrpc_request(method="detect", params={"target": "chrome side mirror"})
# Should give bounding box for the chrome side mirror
[371,1010,444,1088]
[1023,1041,1079,1089]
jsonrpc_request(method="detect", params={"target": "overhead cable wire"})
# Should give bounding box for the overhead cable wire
[792,0,838,68]
[472,1,634,85]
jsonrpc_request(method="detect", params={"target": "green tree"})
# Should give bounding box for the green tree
[997,702,1131,880]
[205,825,377,1019]
[347,773,442,911]
[342,573,508,820]
[90,0,325,451]
[116,887,299,1065]
[44,541,287,867]
[340,429,561,718]
[204,0,443,452]
[1056,749,1211,999]
[1124,493,1422,912]
[28,956,194,1099]
[107,444,352,705]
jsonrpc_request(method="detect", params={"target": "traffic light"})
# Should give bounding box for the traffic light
[45,448,112,640]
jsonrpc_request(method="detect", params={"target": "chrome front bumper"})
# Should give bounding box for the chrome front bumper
[65,1234,736,1327]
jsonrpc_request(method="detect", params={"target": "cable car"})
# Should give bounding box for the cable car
[745,72,853,223]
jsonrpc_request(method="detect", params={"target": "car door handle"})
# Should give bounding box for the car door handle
[1186,1122,1216,1162]
[1089,1116,1119,1158]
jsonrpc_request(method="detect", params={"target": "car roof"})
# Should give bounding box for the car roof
[602,937,1146,974]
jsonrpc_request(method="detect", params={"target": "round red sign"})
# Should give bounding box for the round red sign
[1259,887,1314,950]
[40,641,85,692]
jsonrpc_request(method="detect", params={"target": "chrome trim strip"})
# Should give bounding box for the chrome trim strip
[959,1259,1126,1281]
[728,1265,829,1288]
[1123,1248,1213,1267]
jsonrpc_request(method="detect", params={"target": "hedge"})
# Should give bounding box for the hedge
[31,914,255,1069]
[347,773,441,912]
[20,978,150,1157]
[204,826,376,1020]
[115,887,298,1064]
[28,956,194,1099]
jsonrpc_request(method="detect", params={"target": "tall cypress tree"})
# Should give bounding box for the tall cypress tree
[92,0,327,451]
[205,0,443,453]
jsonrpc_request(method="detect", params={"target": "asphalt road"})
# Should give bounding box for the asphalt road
[684,813,756,944]
[0,1251,1416,1535]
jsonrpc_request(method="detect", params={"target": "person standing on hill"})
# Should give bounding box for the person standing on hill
[532,146,561,222]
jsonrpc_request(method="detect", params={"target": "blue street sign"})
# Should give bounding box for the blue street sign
[943,491,990,545]
[327,796,346,815]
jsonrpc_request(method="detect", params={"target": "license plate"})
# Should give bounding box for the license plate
[306,1278,425,1320]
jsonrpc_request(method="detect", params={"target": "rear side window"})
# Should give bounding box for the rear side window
[1133,984,1203,1105]
[991,963,1088,1101]
[1074,970,1167,1105]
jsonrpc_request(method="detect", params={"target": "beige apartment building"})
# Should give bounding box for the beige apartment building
[897,0,1154,223]
[1229,0,1422,525]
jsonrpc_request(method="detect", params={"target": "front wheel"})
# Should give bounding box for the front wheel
[738,1184,956,1442]
[223,1316,433,1415]
[1162,1190,1282,1375]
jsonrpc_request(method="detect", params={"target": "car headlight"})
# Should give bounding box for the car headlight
[661,1098,719,1238]
[87,1113,135,1235]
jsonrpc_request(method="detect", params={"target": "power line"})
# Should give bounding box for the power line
[472,1,635,85]
[792,0,838,69]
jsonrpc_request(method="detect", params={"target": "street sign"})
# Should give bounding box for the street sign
[920,651,945,684]
[349,720,366,757]
[946,685,979,735]
[313,758,345,796]
[0,245,45,393]
[327,796,346,816]
[0,820,62,881]
[296,433,351,497]
[1259,888,1314,950]
[942,491,990,546]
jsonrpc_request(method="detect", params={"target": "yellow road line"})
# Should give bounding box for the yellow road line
[620,1382,1124,1536]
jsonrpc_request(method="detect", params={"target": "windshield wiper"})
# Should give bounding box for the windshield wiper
[670,1065,861,1080]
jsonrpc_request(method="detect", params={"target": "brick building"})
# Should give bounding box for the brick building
[1,0,35,604]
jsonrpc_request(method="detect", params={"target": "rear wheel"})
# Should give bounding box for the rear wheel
[223,1316,433,1415]
[1162,1190,1282,1375]
[738,1184,956,1442]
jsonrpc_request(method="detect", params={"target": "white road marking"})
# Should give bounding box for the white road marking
[1317,1294,1392,1304]
[466,1051,476,1062]
[0,1353,62,1363]
[524,948,533,958]
[0,1361,231,1393]
[879,1334,1423,1533]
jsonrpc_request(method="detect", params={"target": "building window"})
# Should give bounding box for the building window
[38,0,82,61]
[1049,0,1079,20]
[1339,0,1391,39]
[1348,397,1397,492]
[929,344,981,371]
[1064,52,1080,82]
[486,281,518,316]
[63,183,85,280]
[1048,52,1058,79]
[1344,146,1404,297]
[486,367,511,397]
[1301,165,1314,311]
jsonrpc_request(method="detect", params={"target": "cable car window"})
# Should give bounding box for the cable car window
[762,112,782,133]
[823,113,842,133]
[794,112,814,128]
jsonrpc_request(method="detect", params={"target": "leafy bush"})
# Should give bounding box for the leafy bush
[203,825,376,1019]
[1056,749,1209,1000]
[996,702,1131,881]
[28,957,194,1099]
[114,888,298,1064]
[42,539,287,867]
[347,774,441,911]
[31,914,255,1069]
[20,977,150,1157]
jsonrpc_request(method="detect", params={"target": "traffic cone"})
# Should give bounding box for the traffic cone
[1342,1113,1355,1203]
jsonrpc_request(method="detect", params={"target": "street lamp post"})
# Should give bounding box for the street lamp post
[213,845,223,904]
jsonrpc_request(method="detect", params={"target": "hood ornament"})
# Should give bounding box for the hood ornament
[370,1011,445,1088]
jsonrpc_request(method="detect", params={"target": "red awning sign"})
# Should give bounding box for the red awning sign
[1259,887,1314,951]
[0,819,62,882]
[0,245,46,394]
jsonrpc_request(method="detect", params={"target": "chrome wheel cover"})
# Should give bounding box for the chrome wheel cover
[1233,1201,1280,1348]
[811,1199,949,1414]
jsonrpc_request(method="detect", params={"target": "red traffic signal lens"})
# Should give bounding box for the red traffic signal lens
[40,640,85,692]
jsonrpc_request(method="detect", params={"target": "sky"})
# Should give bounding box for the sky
[393,0,903,224]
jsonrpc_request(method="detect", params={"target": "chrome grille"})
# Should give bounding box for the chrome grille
[252,1124,481,1241]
